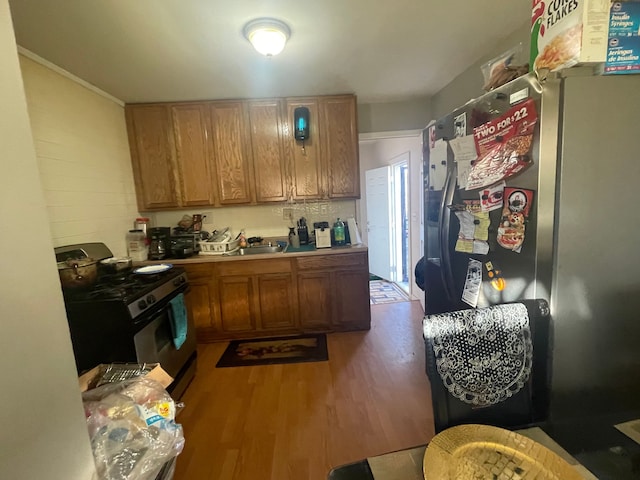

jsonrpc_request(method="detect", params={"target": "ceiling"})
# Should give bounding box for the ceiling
[8,0,530,105]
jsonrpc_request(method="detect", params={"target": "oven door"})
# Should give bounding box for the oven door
[133,293,197,382]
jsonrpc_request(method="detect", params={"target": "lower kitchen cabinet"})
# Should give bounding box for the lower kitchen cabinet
[297,272,333,330]
[296,251,371,333]
[181,250,371,342]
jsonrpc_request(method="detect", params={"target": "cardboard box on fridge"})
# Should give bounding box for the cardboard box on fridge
[605,1,640,74]
[78,363,174,392]
[531,0,611,72]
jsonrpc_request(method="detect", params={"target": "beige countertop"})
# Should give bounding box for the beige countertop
[136,244,368,266]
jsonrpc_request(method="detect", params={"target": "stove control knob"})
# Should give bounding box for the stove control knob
[146,295,156,305]
[173,276,186,286]
[138,299,147,310]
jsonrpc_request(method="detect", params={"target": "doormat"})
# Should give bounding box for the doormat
[215,334,328,368]
[370,280,410,304]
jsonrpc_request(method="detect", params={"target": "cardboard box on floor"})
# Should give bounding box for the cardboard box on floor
[78,363,174,392]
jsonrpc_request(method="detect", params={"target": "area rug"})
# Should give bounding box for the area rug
[215,334,328,368]
[370,280,410,304]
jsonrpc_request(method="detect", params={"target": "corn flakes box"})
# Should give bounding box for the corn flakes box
[531,0,610,72]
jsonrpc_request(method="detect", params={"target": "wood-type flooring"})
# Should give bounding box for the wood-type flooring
[174,300,435,480]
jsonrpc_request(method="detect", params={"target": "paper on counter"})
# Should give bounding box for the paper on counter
[428,139,448,191]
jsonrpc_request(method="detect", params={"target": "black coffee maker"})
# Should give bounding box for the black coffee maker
[148,227,171,259]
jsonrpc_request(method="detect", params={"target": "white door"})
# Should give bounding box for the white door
[366,166,392,281]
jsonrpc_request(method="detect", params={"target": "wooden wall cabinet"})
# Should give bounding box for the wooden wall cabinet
[284,98,324,201]
[126,94,360,211]
[182,250,371,343]
[247,100,288,203]
[209,101,254,205]
[283,94,360,201]
[171,104,217,206]
[126,105,181,209]
[319,95,360,199]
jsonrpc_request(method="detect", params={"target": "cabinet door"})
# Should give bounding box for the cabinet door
[319,95,360,199]
[284,98,324,200]
[125,105,180,209]
[247,100,288,202]
[209,102,253,204]
[332,269,371,330]
[172,104,216,206]
[297,272,332,329]
[258,273,296,330]
[217,276,256,332]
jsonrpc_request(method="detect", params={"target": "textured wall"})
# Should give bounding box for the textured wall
[20,54,138,256]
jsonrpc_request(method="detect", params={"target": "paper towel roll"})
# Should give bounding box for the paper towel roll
[346,218,362,245]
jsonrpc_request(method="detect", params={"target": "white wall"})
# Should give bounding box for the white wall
[430,21,529,120]
[0,1,97,478]
[19,53,139,256]
[358,132,424,304]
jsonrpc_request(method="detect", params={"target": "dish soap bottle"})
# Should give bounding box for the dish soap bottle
[333,218,346,246]
[239,230,247,248]
[288,227,300,248]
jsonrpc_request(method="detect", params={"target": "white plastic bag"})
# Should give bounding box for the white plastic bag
[481,44,529,91]
[83,377,184,480]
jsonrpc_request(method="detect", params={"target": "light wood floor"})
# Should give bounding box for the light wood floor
[174,300,435,480]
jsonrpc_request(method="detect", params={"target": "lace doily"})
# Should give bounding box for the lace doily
[423,303,532,407]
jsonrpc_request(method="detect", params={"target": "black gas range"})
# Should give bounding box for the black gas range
[55,243,197,399]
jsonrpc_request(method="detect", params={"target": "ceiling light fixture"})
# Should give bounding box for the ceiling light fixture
[243,18,291,56]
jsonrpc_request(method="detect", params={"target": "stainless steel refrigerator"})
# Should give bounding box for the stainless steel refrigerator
[423,69,640,420]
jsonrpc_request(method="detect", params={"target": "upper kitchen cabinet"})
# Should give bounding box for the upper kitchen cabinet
[125,93,360,210]
[171,104,217,207]
[284,98,323,201]
[125,105,180,210]
[319,95,360,199]
[208,101,254,205]
[247,100,288,203]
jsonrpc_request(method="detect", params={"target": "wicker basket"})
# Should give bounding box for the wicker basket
[198,238,240,255]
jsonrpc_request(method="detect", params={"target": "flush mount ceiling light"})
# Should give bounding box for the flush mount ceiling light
[243,18,291,56]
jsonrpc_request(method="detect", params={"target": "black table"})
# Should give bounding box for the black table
[328,412,640,480]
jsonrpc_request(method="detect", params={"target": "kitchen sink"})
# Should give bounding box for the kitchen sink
[234,245,284,255]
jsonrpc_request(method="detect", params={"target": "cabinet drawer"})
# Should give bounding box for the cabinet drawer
[296,252,367,270]
[216,258,292,276]
[182,263,215,281]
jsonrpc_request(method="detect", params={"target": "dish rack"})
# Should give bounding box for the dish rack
[198,237,240,255]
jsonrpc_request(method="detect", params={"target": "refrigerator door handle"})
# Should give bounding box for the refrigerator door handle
[438,164,457,303]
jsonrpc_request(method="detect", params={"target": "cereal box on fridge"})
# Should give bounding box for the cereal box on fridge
[531,0,611,72]
[605,1,640,75]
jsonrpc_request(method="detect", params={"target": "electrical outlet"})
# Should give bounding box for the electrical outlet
[283,208,293,221]
[320,203,328,215]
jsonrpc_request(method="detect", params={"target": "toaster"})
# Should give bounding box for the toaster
[314,227,332,249]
